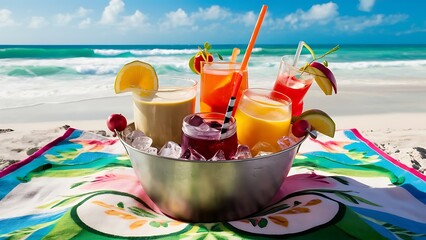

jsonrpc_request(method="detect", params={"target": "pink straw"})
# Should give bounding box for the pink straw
[219,5,268,140]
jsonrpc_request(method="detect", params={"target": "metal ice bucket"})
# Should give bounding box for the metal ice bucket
[118,123,306,222]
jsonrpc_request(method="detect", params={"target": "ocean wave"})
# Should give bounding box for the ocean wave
[130,48,198,56]
[0,57,127,77]
[252,47,262,53]
[0,64,117,77]
[93,49,129,56]
[4,66,74,77]
[73,65,117,75]
[0,47,95,59]
[332,60,426,70]
[93,48,199,57]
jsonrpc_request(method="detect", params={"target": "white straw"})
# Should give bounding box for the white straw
[292,41,305,67]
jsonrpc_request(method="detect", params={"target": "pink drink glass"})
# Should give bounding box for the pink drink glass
[273,55,314,116]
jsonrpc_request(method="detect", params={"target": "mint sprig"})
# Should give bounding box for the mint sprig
[199,42,223,61]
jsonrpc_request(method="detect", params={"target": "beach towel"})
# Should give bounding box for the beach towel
[1,128,425,239]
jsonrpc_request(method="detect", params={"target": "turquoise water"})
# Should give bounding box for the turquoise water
[1,44,426,109]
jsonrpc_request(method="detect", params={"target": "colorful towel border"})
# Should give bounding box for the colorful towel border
[1,128,425,239]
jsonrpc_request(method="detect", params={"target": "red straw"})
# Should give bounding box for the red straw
[219,5,268,140]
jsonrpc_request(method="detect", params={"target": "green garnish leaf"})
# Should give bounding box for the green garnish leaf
[204,42,211,51]
[302,42,316,60]
[217,53,223,60]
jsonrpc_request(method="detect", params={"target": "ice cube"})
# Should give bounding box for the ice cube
[159,141,182,158]
[129,130,146,139]
[233,144,252,159]
[195,122,211,132]
[131,136,153,151]
[143,147,158,155]
[207,120,222,130]
[251,141,277,157]
[255,151,273,157]
[210,150,226,161]
[188,115,204,126]
[180,148,206,161]
[125,130,146,143]
[277,136,297,150]
[121,126,133,139]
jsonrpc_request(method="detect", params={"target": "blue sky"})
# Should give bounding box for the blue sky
[0,0,425,45]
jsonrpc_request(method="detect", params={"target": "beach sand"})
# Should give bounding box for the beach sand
[1,84,425,173]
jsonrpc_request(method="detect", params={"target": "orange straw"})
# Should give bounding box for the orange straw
[219,4,268,140]
[240,5,268,73]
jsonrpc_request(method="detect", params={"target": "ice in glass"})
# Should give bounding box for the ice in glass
[273,55,314,116]
[181,112,238,160]
[200,62,248,114]
[235,88,292,155]
[133,78,197,148]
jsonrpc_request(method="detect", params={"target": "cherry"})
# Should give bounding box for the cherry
[189,42,222,74]
[194,53,213,73]
[107,114,127,133]
[291,119,311,137]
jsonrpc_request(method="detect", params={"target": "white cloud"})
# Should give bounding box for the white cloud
[277,2,339,29]
[29,16,47,29]
[358,0,375,12]
[161,8,193,28]
[78,18,91,29]
[98,0,148,29]
[335,14,408,31]
[76,7,90,18]
[55,13,73,25]
[122,10,147,27]
[55,7,91,26]
[0,9,16,26]
[396,26,426,36]
[160,5,234,30]
[100,0,124,24]
[303,2,339,22]
[192,5,231,20]
[234,11,257,27]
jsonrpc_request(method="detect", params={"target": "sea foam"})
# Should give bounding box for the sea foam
[1,45,426,109]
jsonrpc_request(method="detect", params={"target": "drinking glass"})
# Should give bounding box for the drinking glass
[235,88,292,154]
[200,62,248,115]
[133,78,197,148]
[181,112,238,160]
[273,55,314,116]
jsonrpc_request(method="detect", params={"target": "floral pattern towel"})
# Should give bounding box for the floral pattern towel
[1,128,425,239]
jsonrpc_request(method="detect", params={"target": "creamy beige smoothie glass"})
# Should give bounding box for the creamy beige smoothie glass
[133,78,197,148]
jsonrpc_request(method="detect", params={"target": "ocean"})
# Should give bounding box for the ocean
[1,44,426,109]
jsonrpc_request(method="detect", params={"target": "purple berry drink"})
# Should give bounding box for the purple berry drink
[181,112,238,160]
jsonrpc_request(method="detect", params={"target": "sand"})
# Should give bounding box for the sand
[1,84,425,174]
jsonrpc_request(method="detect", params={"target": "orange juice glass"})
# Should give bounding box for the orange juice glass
[235,88,292,153]
[200,62,248,114]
